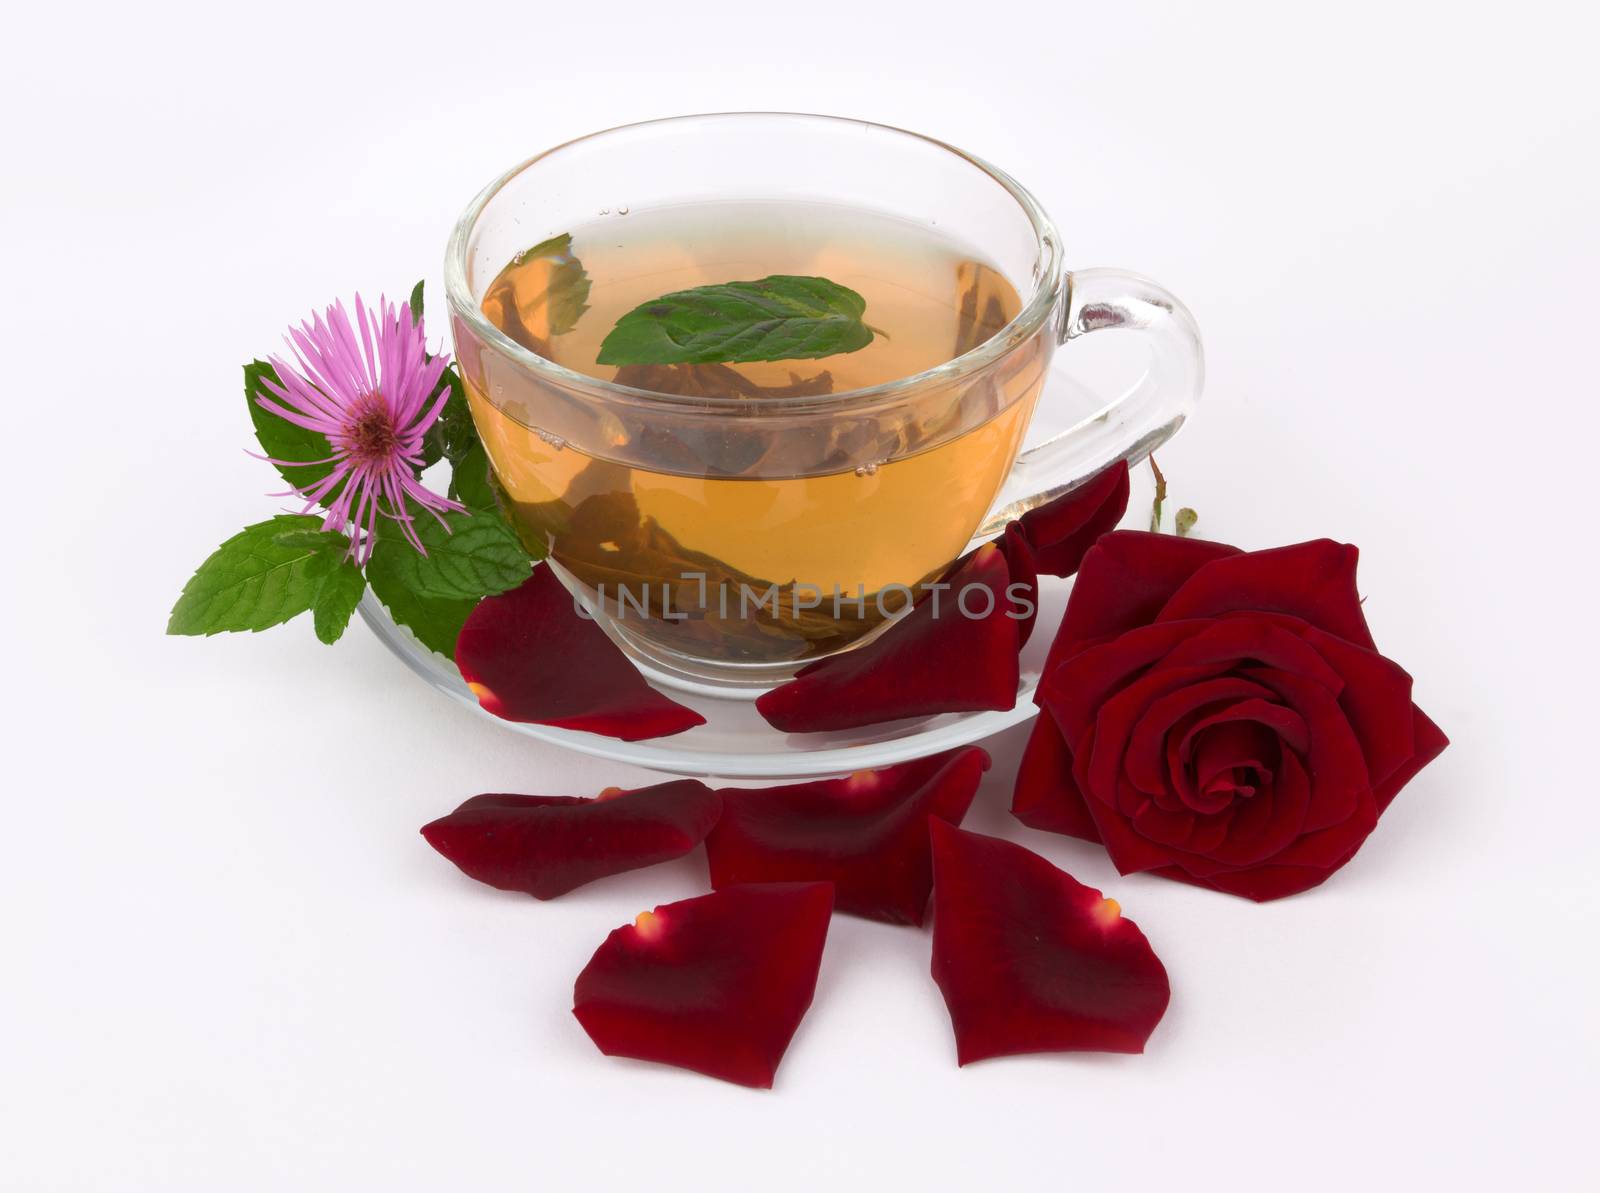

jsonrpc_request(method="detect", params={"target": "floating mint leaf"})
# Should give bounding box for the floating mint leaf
[168,515,336,636]
[312,556,367,644]
[517,233,591,337]
[596,275,877,367]
[409,279,425,322]
[246,361,345,506]
[483,233,592,354]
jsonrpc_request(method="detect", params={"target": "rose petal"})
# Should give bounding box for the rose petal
[572,882,834,1088]
[1297,627,1418,788]
[928,822,1170,1063]
[1160,616,1346,695]
[456,566,706,741]
[706,747,989,925]
[756,544,1019,733]
[1241,666,1372,833]
[1373,706,1449,815]
[1150,860,1341,902]
[421,781,722,899]
[1011,715,1103,842]
[997,523,1040,647]
[1124,678,1284,799]
[1049,531,1241,664]
[1157,539,1377,650]
[1014,459,1131,577]
[1041,620,1211,739]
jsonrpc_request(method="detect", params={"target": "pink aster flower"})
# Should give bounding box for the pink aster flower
[256,294,464,563]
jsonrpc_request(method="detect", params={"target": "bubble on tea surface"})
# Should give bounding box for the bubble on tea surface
[534,427,567,450]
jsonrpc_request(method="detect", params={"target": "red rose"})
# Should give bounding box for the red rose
[1013,532,1447,901]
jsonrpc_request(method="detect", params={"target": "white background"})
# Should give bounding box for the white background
[4,1,1597,1189]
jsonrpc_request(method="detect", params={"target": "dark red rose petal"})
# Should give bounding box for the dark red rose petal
[1011,714,1103,841]
[421,780,722,899]
[756,544,1019,733]
[1157,539,1377,650]
[572,882,834,1088]
[1374,706,1449,814]
[456,565,705,741]
[1014,460,1131,577]
[1050,531,1240,665]
[929,822,1170,1063]
[997,523,1040,647]
[706,747,989,925]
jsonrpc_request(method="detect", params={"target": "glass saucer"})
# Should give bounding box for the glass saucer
[357,574,1065,780]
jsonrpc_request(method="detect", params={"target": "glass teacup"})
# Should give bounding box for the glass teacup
[446,113,1202,691]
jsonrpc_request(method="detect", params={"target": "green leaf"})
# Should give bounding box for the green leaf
[373,509,532,602]
[273,528,345,552]
[312,557,366,644]
[596,275,877,367]
[409,279,425,322]
[245,360,343,505]
[168,515,336,636]
[515,233,591,337]
[422,367,474,472]
[365,539,477,660]
[447,440,495,510]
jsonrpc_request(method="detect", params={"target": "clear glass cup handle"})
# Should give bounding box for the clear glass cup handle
[978,267,1204,533]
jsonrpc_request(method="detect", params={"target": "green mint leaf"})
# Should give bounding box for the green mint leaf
[246,360,345,507]
[312,556,366,644]
[482,234,592,354]
[596,275,877,367]
[447,440,496,510]
[422,367,473,471]
[273,527,345,552]
[365,537,477,660]
[518,233,591,337]
[168,515,336,636]
[371,509,532,602]
[409,279,425,322]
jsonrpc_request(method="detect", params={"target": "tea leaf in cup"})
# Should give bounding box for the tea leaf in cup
[596,275,879,367]
[482,233,592,355]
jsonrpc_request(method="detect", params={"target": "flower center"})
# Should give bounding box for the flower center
[347,394,399,464]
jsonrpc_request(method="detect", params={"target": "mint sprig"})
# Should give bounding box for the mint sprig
[173,279,545,655]
[596,275,879,367]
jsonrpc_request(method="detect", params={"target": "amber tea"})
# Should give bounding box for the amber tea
[465,202,1048,668]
